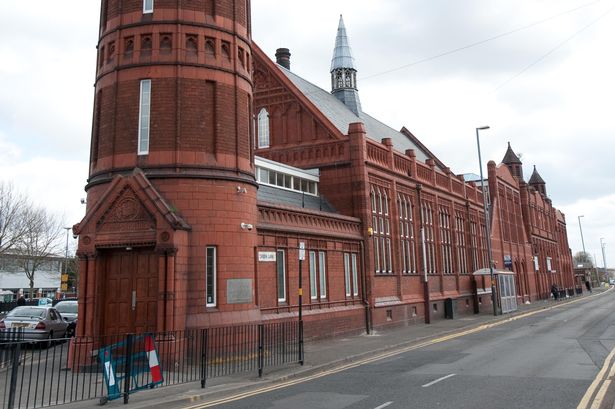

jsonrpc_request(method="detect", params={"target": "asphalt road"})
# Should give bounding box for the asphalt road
[193,293,615,409]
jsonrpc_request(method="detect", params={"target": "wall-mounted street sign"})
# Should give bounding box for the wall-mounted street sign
[258,252,276,262]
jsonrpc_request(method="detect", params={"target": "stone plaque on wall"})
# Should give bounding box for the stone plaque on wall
[227,279,253,304]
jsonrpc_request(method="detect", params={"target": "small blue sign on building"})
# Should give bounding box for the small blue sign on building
[504,255,513,270]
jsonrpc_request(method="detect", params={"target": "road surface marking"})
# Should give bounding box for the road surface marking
[374,402,393,409]
[422,373,456,388]
[577,289,615,409]
[186,289,611,409]
[590,379,611,409]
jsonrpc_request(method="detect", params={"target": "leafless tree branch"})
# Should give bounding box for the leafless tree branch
[0,181,30,254]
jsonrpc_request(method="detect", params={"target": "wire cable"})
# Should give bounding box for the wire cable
[359,0,607,81]
[493,4,615,91]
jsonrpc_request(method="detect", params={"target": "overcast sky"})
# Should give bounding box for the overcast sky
[0,1,613,267]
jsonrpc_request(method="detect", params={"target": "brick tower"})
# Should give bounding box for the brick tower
[74,0,259,338]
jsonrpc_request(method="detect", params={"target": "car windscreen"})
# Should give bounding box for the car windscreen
[7,307,46,318]
[55,303,78,314]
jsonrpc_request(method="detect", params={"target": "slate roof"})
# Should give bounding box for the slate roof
[502,142,522,165]
[528,166,545,185]
[278,66,433,164]
[257,185,337,213]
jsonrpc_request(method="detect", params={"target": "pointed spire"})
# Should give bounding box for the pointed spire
[330,15,356,71]
[502,142,523,180]
[330,15,362,116]
[528,165,545,185]
[528,165,547,196]
[502,142,522,165]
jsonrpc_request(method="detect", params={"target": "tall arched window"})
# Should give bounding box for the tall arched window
[398,194,416,274]
[257,108,270,148]
[455,211,468,274]
[439,206,453,274]
[371,186,392,274]
[421,202,436,274]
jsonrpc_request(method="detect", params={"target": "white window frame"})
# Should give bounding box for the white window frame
[318,251,327,298]
[143,0,154,14]
[309,251,318,300]
[546,257,552,272]
[344,253,351,297]
[137,79,151,155]
[534,256,540,271]
[277,249,286,303]
[206,246,216,307]
[257,108,270,148]
[352,253,359,296]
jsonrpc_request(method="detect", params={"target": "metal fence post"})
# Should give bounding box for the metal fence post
[7,335,22,409]
[200,328,208,389]
[123,334,134,405]
[258,324,264,378]
[299,320,304,365]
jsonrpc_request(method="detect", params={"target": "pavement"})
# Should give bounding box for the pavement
[60,289,611,409]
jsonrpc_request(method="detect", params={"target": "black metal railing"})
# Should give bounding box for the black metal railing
[0,321,301,409]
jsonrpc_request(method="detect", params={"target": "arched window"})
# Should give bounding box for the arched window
[439,206,453,274]
[398,194,417,274]
[205,38,216,56]
[371,186,392,274]
[257,108,270,148]
[455,211,468,274]
[186,35,198,56]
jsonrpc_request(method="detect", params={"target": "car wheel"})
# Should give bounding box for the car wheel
[66,325,75,338]
[45,331,54,348]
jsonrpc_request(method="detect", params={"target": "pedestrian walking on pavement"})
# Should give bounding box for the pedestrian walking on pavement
[551,283,559,300]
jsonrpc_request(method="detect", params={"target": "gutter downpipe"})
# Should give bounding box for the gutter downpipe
[416,183,430,324]
[360,240,371,334]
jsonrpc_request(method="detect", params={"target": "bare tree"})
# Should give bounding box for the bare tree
[0,181,29,254]
[574,251,594,267]
[13,206,64,299]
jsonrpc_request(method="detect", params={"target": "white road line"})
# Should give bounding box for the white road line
[421,373,456,388]
[374,402,393,409]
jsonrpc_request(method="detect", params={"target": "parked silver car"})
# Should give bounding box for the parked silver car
[0,306,68,342]
[54,300,78,337]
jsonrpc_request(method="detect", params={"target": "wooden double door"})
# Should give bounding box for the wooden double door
[100,248,158,336]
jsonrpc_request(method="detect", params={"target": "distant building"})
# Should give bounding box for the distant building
[0,254,62,299]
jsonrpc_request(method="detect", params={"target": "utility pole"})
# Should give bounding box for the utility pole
[600,238,607,269]
[63,227,71,294]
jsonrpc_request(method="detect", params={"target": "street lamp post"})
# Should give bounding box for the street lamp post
[475,126,497,317]
[578,216,592,286]
[63,227,71,294]
[601,238,607,270]
[578,215,586,256]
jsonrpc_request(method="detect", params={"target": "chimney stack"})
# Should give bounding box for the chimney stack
[275,48,291,70]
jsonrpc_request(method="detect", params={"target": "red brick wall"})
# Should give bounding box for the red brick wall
[256,233,363,313]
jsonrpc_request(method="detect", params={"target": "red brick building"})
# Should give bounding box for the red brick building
[74,3,574,340]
